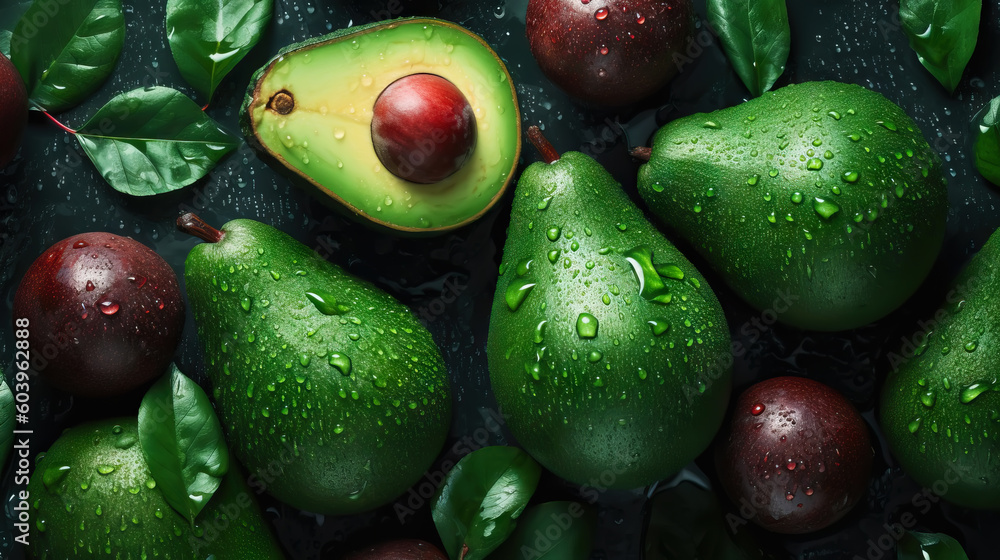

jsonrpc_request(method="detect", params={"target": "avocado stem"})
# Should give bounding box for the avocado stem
[527,125,561,164]
[177,213,225,244]
[629,146,652,162]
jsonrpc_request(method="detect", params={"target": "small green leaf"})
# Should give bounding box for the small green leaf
[0,378,14,469]
[432,446,542,560]
[138,364,230,524]
[706,0,790,97]
[899,0,982,93]
[645,481,772,560]
[898,531,970,560]
[486,502,596,560]
[9,0,125,112]
[165,0,273,103]
[974,94,1000,186]
[75,86,238,196]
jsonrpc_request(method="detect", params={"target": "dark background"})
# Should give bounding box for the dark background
[1,0,999,558]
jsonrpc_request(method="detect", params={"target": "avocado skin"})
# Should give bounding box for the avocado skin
[183,219,451,515]
[637,81,948,331]
[880,229,1000,510]
[487,151,731,489]
[239,17,521,235]
[28,419,285,560]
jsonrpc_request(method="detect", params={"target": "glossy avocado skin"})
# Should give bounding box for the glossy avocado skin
[880,228,1000,510]
[240,17,521,234]
[637,81,948,331]
[28,419,285,560]
[184,219,451,515]
[488,151,731,489]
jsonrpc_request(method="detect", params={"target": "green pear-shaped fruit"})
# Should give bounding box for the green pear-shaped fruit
[636,81,948,331]
[881,228,1000,509]
[178,214,452,515]
[487,128,731,489]
[28,419,285,559]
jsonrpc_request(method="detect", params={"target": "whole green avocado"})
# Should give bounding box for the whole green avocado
[636,81,948,331]
[487,128,731,489]
[28,419,285,559]
[881,228,1000,510]
[178,214,452,515]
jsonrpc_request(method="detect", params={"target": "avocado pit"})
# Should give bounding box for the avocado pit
[267,90,295,115]
[371,73,477,184]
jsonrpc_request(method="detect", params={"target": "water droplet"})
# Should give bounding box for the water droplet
[813,198,840,219]
[791,192,804,204]
[546,226,561,241]
[534,320,547,344]
[920,391,936,408]
[43,466,71,490]
[599,45,609,55]
[85,281,95,291]
[877,120,898,132]
[505,278,536,311]
[751,403,765,416]
[595,7,609,19]
[240,296,252,312]
[329,353,352,376]
[964,341,977,352]
[648,319,670,336]
[99,301,120,315]
[828,111,841,120]
[806,158,824,170]
[547,249,561,264]
[747,174,759,186]
[908,418,922,433]
[305,290,344,315]
[576,313,598,338]
[960,381,995,404]
[587,351,603,363]
[270,270,281,280]
[97,465,116,475]
[842,171,859,183]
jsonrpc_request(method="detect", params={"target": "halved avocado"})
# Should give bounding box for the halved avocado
[241,18,521,233]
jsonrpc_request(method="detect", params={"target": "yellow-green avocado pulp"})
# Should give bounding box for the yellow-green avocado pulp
[242,18,521,232]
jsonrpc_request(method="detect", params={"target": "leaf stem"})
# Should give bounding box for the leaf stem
[202,102,210,112]
[176,213,226,243]
[459,544,470,560]
[527,125,561,164]
[629,146,652,162]
[42,111,77,135]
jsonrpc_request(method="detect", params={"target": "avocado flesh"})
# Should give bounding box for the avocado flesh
[243,18,521,232]
[28,419,285,559]
[183,219,452,515]
[637,81,948,331]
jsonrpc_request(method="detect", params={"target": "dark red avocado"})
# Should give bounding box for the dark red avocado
[715,376,874,534]
[526,0,694,106]
[12,233,185,397]
[0,52,28,167]
[342,539,448,560]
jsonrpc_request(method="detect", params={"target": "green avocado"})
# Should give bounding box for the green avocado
[179,215,452,515]
[636,81,949,331]
[27,419,285,559]
[487,129,731,489]
[241,17,521,233]
[880,227,1000,510]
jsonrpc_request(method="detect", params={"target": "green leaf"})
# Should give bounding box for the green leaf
[899,0,982,93]
[706,0,790,97]
[974,94,1000,186]
[0,378,14,470]
[644,481,772,560]
[9,0,125,112]
[898,531,970,560]
[432,446,542,560]
[166,0,272,103]
[138,364,230,524]
[75,86,238,196]
[486,502,596,560]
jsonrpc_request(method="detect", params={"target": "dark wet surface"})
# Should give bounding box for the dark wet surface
[1,0,999,558]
